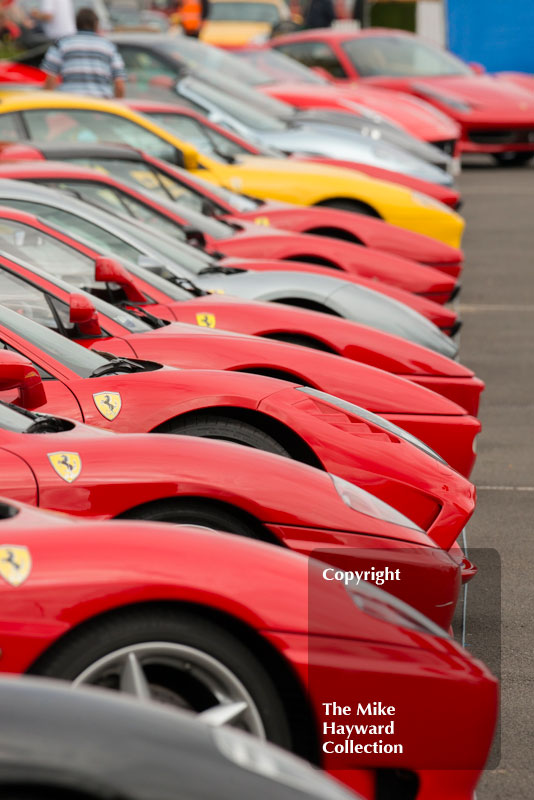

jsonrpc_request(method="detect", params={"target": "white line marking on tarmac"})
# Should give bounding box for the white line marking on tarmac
[459,304,534,312]
[478,486,534,491]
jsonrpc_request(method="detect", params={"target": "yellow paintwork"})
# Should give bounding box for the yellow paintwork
[0,92,464,246]
[200,20,272,46]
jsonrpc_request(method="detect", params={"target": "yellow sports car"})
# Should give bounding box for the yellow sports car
[0,92,464,246]
[200,0,300,47]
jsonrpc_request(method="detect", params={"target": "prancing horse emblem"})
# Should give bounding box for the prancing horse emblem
[47,452,82,483]
[93,392,122,421]
[0,545,32,587]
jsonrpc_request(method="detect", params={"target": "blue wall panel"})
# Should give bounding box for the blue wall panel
[446,0,534,72]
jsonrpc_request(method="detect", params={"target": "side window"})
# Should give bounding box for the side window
[21,109,178,162]
[119,46,177,90]
[0,218,95,288]
[0,269,59,332]
[275,41,347,78]
[0,112,22,141]
[2,200,143,264]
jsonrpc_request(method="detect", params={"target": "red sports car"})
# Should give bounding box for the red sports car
[0,205,479,412]
[233,44,462,156]
[0,139,465,273]
[0,287,480,475]
[2,160,460,303]
[0,499,498,800]
[271,28,534,166]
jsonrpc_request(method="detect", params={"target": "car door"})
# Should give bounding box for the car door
[0,444,38,505]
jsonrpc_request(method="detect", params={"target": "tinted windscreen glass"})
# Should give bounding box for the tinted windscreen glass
[209,2,280,23]
[0,304,108,377]
[341,36,472,77]
[0,400,35,432]
[158,36,269,85]
[239,49,324,85]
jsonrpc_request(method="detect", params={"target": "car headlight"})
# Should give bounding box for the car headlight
[296,387,447,465]
[330,473,423,532]
[411,190,449,211]
[347,578,450,639]
[212,726,356,799]
[413,84,473,113]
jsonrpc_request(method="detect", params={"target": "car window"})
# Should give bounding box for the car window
[0,218,96,289]
[149,112,250,160]
[39,179,186,241]
[274,41,347,78]
[118,46,178,90]
[21,109,178,161]
[209,2,281,23]
[341,35,472,78]
[0,112,22,141]
[0,269,59,331]
[238,48,324,85]
[2,200,146,264]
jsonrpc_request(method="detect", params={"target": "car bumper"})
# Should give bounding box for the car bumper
[383,413,480,477]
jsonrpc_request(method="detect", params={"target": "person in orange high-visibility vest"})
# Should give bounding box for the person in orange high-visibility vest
[178,0,208,37]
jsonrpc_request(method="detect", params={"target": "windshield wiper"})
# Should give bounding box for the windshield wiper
[167,275,207,296]
[198,265,246,276]
[89,357,146,378]
[118,302,170,329]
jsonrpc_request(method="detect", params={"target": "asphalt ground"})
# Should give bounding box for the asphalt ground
[454,158,534,798]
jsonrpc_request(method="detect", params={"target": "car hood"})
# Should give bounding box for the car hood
[413,75,534,118]
[256,123,451,185]
[114,325,466,415]
[192,268,458,358]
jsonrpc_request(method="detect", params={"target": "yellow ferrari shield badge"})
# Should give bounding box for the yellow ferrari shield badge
[196,312,216,328]
[0,545,31,587]
[254,216,271,227]
[93,392,122,421]
[47,452,82,483]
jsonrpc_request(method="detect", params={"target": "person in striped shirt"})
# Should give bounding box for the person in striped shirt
[41,7,126,99]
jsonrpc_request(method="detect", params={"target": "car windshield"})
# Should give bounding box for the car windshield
[0,198,197,300]
[209,1,281,23]
[0,303,110,378]
[341,35,472,78]
[0,400,39,433]
[157,36,269,86]
[238,49,324,85]
[180,76,289,132]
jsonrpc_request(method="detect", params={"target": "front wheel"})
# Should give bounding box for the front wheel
[30,608,293,748]
[160,414,291,458]
[492,152,533,167]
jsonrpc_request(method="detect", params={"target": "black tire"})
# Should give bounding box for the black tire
[492,152,533,167]
[317,199,381,217]
[120,498,267,540]
[160,414,291,458]
[30,608,293,749]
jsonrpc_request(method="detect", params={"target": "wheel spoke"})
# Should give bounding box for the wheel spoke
[198,700,248,727]
[119,652,151,701]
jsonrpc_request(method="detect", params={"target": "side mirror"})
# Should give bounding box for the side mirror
[181,145,199,171]
[69,292,102,337]
[94,256,146,303]
[469,61,485,75]
[0,350,46,409]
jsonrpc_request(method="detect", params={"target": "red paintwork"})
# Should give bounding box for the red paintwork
[0,207,476,412]
[0,266,479,475]
[0,499,498,798]
[0,160,459,303]
[270,28,534,156]
[229,44,461,147]
[126,100,465,215]
[0,138,465,271]
[0,62,44,84]
[0,380,473,627]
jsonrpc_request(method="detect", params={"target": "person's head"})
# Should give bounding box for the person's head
[76,7,99,32]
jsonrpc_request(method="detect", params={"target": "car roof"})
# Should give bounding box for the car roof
[0,160,115,180]
[273,26,412,42]
[2,141,147,161]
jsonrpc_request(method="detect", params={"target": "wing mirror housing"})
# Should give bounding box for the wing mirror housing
[0,350,46,409]
[469,61,485,75]
[94,256,146,303]
[69,292,102,337]
[311,66,335,82]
